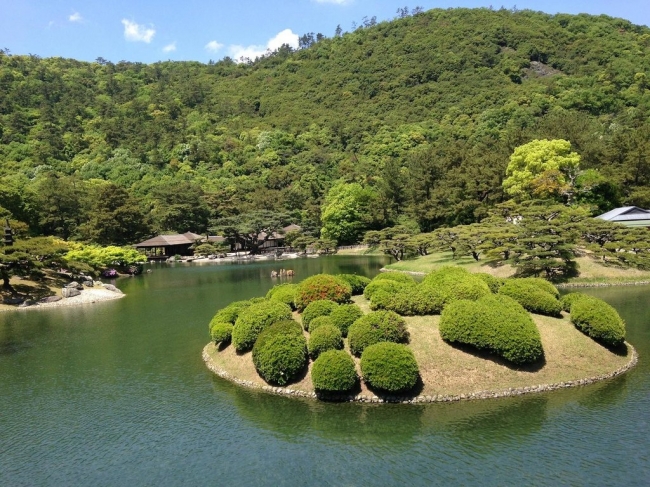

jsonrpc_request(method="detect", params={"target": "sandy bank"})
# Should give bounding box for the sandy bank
[1,287,124,312]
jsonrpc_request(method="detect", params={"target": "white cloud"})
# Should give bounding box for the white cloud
[121,19,155,43]
[228,29,299,62]
[204,40,224,53]
[69,12,82,22]
[163,42,176,53]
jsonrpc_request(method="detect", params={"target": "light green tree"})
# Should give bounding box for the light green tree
[320,183,378,245]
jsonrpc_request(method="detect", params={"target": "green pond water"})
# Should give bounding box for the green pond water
[1,256,649,486]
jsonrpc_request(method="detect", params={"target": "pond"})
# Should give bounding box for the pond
[1,256,648,486]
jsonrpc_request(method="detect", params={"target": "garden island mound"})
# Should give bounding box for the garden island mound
[203,271,637,403]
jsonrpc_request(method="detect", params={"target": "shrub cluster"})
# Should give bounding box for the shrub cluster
[294,274,352,311]
[308,324,344,359]
[336,274,371,295]
[475,273,504,293]
[252,320,307,385]
[311,350,358,393]
[266,283,298,309]
[210,322,233,344]
[211,299,256,326]
[348,310,409,356]
[302,299,339,330]
[231,300,293,352]
[570,296,626,347]
[360,342,419,392]
[498,279,562,316]
[328,303,363,336]
[371,272,417,285]
[518,277,560,299]
[363,279,413,301]
[421,267,491,303]
[369,285,446,315]
[439,294,544,364]
[308,315,336,333]
[560,292,589,312]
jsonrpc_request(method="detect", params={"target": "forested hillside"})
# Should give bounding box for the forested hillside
[1,8,649,245]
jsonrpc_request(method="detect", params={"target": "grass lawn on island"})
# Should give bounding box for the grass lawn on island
[383,251,650,285]
[205,295,632,399]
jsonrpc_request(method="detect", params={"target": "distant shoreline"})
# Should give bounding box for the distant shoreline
[0,287,124,313]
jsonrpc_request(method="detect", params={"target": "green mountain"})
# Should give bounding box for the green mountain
[1,8,649,243]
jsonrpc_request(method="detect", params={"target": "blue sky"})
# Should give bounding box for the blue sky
[1,0,649,64]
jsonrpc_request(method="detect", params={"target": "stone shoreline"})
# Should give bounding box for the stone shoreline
[1,287,125,312]
[202,342,638,404]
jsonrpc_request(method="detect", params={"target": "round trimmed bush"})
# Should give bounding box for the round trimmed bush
[210,322,233,344]
[294,274,352,311]
[419,267,491,308]
[371,272,417,285]
[570,296,625,347]
[252,320,308,385]
[328,303,363,336]
[266,283,298,309]
[302,299,339,330]
[360,342,419,392]
[232,300,293,352]
[370,285,446,316]
[439,294,544,364]
[363,279,412,300]
[560,292,589,312]
[308,324,343,359]
[498,279,562,316]
[337,274,371,295]
[518,277,560,299]
[475,273,504,294]
[421,266,471,287]
[308,315,336,333]
[348,310,409,356]
[211,299,255,326]
[311,350,358,393]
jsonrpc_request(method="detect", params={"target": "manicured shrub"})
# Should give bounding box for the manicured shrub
[311,350,358,393]
[371,272,417,285]
[498,279,562,316]
[308,324,344,359]
[419,267,491,308]
[210,322,233,344]
[363,279,412,300]
[348,310,409,356]
[252,321,308,385]
[475,273,504,293]
[571,296,625,347]
[308,315,336,333]
[231,300,293,352]
[560,292,589,312]
[360,342,419,392]
[302,299,339,330]
[439,294,544,364]
[266,283,298,309]
[211,299,255,326]
[518,277,560,299]
[421,266,471,287]
[294,274,352,311]
[370,285,446,316]
[336,274,371,295]
[328,303,363,336]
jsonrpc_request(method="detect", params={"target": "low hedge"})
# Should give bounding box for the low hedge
[363,279,412,301]
[369,285,446,316]
[421,266,472,287]
[302,299,339,330]
[371,272,417,285]
[308,324,344,359]
[570,296,626,347]
[308,315,336,333]
[328,303,363,336]
[360,342,419,392]
[560,292,589,312]
[475,273,504,294]
[439,294,544,364]
[294,274,352,311]
[231,300,293,352]
[252,320,308,385]
[210,322,233,344]
[348,310,409,356]
[311,350,358,393]
[336,274,371,295]
[266,283,298,309]
[498,279,562,317]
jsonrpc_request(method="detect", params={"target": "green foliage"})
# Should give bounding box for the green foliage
[210,322,233,344]
[371,272,417,285]
[266,283,298,310]
[336,274,371,295]
[440,294,544,364]
[320,183,379,245]
[517,277,560,298]
[212,299,256,325]
[327,303,363,337]
[369,285,447,316]
[363,279,413,300]
[498,279,562,316]
[308,324,344,359]
[311,350,358,393]
[252,320,307,385]
[348,310,409,356]
[216,210,291,255]
[360,342,419,392]
[294,274,351,311]
[0,236,69,287]
[64,244,144,271]
[421,267,491,304]
[570,296,626,347]
[231,300,293,352]
[560,292,589,312]
[301,299,339,329]
[308,315,336,333]
[474,273,504,293]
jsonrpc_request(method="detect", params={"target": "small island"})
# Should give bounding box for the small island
[203,270,636,403]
